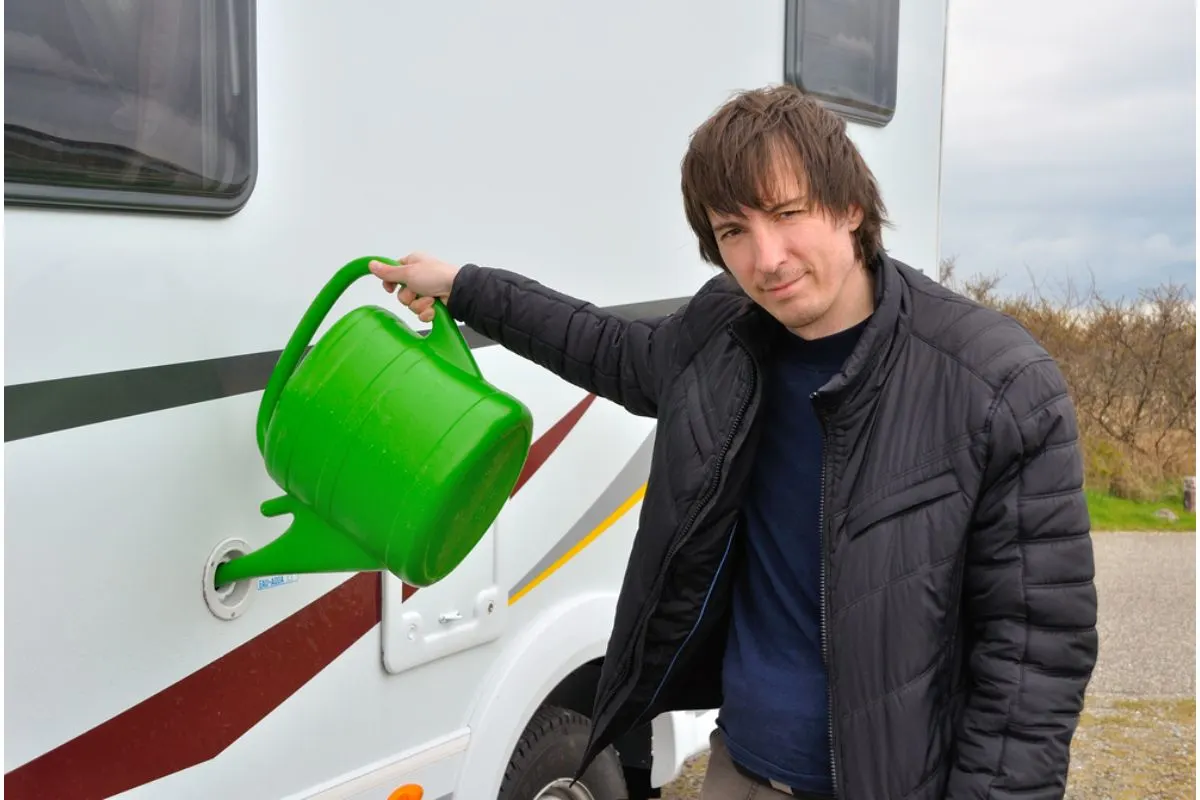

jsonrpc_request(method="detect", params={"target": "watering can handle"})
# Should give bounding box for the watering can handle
[256,255,482,454]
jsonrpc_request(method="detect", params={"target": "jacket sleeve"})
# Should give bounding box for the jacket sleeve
[445,263,684,417]
[945,356,1099,799]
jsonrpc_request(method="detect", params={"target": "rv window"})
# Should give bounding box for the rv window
[784,0,899,126]
[4,0,256,214]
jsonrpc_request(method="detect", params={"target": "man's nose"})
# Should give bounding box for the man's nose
[752,228,788,273]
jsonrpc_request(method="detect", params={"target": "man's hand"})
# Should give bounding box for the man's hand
[368,253,460,323]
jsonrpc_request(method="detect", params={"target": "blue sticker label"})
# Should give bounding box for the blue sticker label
[256,574,300,591]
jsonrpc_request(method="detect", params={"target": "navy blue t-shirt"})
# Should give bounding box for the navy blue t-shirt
[718,316,868,795]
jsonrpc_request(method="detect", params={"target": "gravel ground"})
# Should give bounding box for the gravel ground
[1089,532,1195,697]
[660,531,1196,799]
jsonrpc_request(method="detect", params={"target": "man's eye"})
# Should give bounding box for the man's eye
[720,228,742,240]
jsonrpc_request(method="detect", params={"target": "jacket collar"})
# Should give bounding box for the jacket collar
[729,252,907,416]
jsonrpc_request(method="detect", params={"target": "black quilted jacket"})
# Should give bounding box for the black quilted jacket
[447,253,1098,799]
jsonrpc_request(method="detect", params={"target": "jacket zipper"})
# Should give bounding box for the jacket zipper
[633,522,737,726]
[593,335,757,723]
[813,394,838,798]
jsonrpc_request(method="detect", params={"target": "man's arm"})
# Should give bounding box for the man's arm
[945,356,1099,799]
[447,263,683,417]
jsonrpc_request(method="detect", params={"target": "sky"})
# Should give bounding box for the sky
[939,0,1196,300]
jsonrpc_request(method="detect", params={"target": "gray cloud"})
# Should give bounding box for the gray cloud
[939,0,1195,299]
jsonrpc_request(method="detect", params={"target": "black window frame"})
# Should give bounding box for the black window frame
[4,0,258,216]
[784,0,900,127]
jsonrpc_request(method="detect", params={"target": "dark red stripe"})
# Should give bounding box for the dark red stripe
[510,393,597,496]
[4,574,381,800]
[5,393,596,799]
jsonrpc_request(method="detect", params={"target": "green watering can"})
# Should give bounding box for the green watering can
[213,255,533,589]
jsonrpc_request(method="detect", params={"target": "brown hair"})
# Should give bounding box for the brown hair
[680,84,889,269]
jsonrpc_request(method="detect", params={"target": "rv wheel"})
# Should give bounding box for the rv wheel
[499,705,628,800]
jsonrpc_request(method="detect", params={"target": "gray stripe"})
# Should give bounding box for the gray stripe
[4,296,688,442]
[509,429,657,600]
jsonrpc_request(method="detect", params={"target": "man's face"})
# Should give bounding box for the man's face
[707,167,865,337]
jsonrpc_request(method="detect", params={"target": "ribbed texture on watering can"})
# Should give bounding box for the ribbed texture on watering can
[262,305,533,586]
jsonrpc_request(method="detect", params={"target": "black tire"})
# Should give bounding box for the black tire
[498,705,628,800]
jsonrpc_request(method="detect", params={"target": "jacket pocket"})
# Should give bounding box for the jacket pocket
[844,469,960,540]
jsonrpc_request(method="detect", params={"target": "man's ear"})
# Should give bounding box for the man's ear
[846,203,865,232]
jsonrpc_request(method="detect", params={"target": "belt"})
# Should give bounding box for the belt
[730,760,834,799]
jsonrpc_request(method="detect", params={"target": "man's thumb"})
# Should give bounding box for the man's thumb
[368,259,410,283]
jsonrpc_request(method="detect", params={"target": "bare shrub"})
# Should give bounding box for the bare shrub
[939,256,1196,499]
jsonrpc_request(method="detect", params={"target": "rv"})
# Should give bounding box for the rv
[4,1,949,797]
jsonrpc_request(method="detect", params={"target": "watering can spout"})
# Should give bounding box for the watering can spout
[214,495,382,588]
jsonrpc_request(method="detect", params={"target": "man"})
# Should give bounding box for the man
[369,85,1098,799]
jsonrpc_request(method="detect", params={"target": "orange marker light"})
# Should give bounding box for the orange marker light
[388,786,423,800]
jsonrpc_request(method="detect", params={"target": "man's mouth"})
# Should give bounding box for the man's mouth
[764,275,803,295]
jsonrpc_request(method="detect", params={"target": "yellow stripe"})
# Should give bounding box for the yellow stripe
[509,483,648,606]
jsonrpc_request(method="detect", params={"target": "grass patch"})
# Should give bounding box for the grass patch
[1087,490,1196,532]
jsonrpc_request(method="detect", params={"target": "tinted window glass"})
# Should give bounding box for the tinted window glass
[4,0,256,213]
[785,0,899,126]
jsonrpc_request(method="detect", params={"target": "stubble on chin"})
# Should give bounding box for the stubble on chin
[761,294,823,333]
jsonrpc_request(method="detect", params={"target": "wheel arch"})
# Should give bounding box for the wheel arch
[452,592,621,798]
